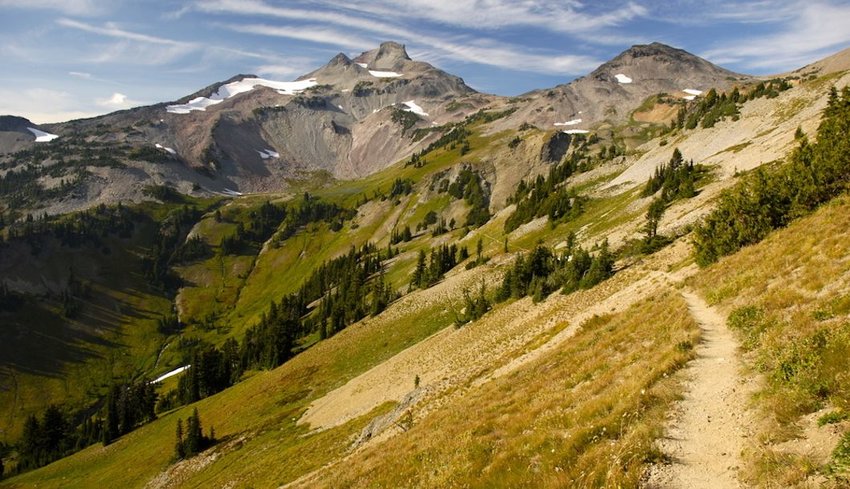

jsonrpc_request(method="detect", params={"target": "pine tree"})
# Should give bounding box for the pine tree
[644,198,666,241]
[185,408,202,456]
[102,387,118,445]
[174,418,185,460]
[411,250,426,289]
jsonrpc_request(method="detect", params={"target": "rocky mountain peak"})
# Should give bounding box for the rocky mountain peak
[588,41,745,85]
[328,52,353,67]
[354,41,411,70]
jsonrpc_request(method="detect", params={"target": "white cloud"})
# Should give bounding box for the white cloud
[320,0,647,34]
[0,87,100,123]
[57,18,193,47]
[0,0,103,16]
[96,92,141,109]
[196,0,603,75]
[223,23,376,50]
[701,1,850,71]
[69,71,92,79]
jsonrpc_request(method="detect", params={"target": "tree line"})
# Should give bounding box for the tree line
[505,154,586,233]
[694,86,850,265]
[498,236,614,303]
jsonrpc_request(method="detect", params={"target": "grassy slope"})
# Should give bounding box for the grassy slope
[689,195,850,486]
[176,121,513,340]
[0,198,220,444]
[297,289,698,488]
[1,268,461,488]
[0,225,172,443]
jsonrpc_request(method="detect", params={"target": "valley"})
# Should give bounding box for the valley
[0,39,849,489]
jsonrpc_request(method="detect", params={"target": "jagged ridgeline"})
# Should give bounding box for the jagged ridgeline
[1,39,849,488]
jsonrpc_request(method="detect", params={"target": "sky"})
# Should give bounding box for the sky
[1,0,849,123]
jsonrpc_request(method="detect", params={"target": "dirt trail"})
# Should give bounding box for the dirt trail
[644,291,756,489]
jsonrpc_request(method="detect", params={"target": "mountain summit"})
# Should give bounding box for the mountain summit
[590,42,743,87]
[355,41,412,70]
[495,42,751,132]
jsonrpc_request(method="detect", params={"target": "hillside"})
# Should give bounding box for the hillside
[0,41,849,489]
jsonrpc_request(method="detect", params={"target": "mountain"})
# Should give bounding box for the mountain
[0,42,750,217]
[1,40,850,488]
[494,42,751,133]
[0,42,492,215]
[0,116,60,153]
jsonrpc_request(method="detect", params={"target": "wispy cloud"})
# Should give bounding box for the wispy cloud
[318,0,646,34]
[195,0,605,75]
[0,0,104,16]
[69,71,92,79]
[223,23,376,50]
[701,1,850,71]
[54,17,308,71]
[57,18,193,47]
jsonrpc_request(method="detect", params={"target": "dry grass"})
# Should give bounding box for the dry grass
[294,288,699,488]
[689,195,850,486]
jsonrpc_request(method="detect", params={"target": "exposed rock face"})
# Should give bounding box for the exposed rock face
[0,42,485,202]
[493,42,752,132]
[0,115,57,153]
[2,40,820,216]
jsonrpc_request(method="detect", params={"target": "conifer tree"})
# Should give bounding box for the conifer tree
[174,419,185,460]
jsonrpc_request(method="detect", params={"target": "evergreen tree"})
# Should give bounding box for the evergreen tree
[102,387,119,445]
[174,419,185,460]
[644,197,666,241]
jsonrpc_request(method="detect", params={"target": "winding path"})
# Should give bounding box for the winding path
[644,291,755,488]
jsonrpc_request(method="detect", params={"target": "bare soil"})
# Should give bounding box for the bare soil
[643,291,758,489]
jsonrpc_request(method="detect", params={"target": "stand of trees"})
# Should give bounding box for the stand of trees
[156,244,400,411]
[447,169,490,228]
[102,380,157,445]
[694,86,850,265]
[640,148,705,253]
[410,243,465,290]
[222,194,355,254]
[674,79,792,131]
[498,237,614,303]
[642,148,701,200]
[142,205,203,291]
[14,376,157,475]
[174,408,215,461]
[505,151,589,233]
[2,202,139,250]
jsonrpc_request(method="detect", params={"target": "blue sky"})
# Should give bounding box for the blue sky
[1,0,849,123]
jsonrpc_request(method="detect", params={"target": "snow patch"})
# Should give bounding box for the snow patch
[257,149,279,159]
[27,127,59,142]
[221,188,243,197]
[683,95,696,101]
[155,143,176,155]
[166,77,318,114]
[152,365,190,384]
[562,129,590,134]
[614,73,633,84]
[554,119,582,126]
[683,88,703,96]
[369,70,402,78]
[356,62,368,68]
[401,100,428,117]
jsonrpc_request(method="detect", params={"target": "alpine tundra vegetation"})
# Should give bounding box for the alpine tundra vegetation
[1,1,850,488]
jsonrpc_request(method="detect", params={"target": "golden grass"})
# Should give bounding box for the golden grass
[689,195,850,486]
[295,288,699,488]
